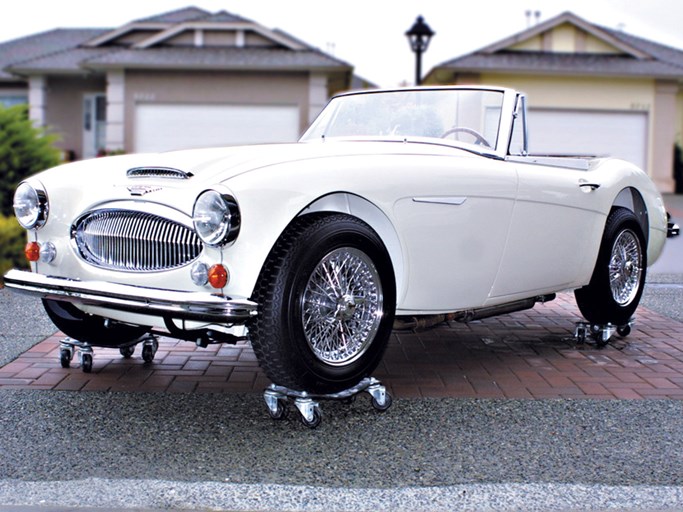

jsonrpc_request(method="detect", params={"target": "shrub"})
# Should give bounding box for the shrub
[0,104,61,217]
[0,214,28,285]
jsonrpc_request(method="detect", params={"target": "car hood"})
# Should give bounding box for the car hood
[32,140,477,215]
[45,140,478,183]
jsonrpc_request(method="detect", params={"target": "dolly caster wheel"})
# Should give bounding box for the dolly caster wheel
[267,398,288,421]
[119,345,135,358]
[371,392,393,412]
[617,324,632,337]
[59,347,73,368]
[300,406,322,429]
[80,352,93,373]
[141,337,159,363]
[575,324,587,345]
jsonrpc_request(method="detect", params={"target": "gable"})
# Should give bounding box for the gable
[153,26,290,49]
[479,12,649,59]
[508,22,626,55]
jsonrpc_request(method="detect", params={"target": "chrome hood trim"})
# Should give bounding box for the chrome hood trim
[3,269,257,323]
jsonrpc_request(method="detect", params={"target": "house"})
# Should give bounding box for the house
[425,11,683,193]
[0,6,355,159]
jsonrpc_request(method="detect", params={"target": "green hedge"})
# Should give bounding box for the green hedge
[0,214,28,285]
[0,104,61,217]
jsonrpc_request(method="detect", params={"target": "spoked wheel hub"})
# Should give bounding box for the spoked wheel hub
[301,247,383,367]
[609,229,642,306]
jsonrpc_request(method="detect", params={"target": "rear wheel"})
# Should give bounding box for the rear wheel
[42,299,148,347]
[250,214,396,394]
[575,208,646,325]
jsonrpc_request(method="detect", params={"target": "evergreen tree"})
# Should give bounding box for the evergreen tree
[0,104,61,217]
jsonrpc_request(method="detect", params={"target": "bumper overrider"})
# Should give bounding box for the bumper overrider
[3,269,258,323]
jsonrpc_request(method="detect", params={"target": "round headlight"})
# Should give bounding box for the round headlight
[13,181,48,229]
[192,190,240,246]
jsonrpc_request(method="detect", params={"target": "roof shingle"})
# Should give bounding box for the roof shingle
[0,28,108,79]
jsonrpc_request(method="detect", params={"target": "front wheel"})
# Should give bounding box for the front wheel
[250,214,396,394]
[575,208,647,325]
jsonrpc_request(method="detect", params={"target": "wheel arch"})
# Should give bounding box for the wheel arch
[296,192,405,303]
[611,187,648,244]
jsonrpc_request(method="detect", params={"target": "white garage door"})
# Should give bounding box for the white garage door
[135,103,300,153]
[528,109,648,170]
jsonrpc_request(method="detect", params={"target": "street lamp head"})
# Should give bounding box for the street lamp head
[406,15,435,54]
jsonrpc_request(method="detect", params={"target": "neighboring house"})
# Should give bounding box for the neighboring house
[0,6,356,159]
[425,11,683,193]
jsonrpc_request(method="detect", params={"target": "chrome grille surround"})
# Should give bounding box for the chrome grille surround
[73,208,203,272]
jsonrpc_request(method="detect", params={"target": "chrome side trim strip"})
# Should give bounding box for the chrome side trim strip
[412,196,467,206]
[3,269,257,323]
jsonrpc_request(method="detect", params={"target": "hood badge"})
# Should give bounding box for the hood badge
[127,185,162,196]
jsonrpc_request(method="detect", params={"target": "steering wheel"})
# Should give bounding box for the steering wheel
[441,126,491,148]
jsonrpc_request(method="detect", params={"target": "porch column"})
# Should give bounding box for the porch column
[651,80,677,193]
[105,70,125,153]
[308,73,328,125]
[28,76,46,127]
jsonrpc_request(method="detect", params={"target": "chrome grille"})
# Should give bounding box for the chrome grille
[73,209,203,272]
[127,167,193,179]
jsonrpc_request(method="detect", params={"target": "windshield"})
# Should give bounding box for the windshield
[301,89,504,150]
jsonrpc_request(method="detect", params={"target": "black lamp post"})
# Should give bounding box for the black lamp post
[405,15,435,85]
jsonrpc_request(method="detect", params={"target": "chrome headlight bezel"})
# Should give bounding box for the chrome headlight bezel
[192,190,241,247]
[13,180,49,230]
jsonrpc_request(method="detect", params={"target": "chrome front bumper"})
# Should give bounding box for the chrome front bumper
[3,269,258,323]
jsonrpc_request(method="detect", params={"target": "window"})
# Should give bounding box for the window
[0,95,28,108]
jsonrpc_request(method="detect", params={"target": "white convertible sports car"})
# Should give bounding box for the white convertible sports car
[5,86,679,394]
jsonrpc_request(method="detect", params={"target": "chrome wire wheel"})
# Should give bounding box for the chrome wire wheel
[301,247,383,366]
[609,229,642,306]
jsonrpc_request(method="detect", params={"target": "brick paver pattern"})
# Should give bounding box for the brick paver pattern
[2,293,683,399]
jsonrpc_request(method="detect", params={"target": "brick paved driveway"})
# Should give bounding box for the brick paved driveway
[1,292,683,399]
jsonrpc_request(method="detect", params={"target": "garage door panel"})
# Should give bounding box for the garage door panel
[528,109,647,170]
[135,104,300,153]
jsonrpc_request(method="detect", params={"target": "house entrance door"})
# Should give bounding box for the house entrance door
[83,93,106,159]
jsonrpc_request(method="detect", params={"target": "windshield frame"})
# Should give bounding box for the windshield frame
[300,86,519,159]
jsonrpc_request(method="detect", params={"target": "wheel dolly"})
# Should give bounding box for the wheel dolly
[58,334,160,373]
[263,377,392,428]
[574,318,635,347]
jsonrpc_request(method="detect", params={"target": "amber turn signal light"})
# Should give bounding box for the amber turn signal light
[208,263,228,289]
[25,241,40,262]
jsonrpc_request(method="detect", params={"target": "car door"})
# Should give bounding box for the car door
[488,159,605,301]
[393,154,518,313]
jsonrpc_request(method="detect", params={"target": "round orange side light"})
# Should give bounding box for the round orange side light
[208,264,228,289]
[25,242,40,262]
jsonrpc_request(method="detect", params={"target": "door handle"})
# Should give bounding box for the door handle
[579,182,600,192]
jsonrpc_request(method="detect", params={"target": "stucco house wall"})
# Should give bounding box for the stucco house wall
[43,75,107,159]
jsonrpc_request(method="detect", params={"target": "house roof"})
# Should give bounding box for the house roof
[81,47,350,72]
[427,11,683,82]
[0,28,108,80]
[133,6,213,23]
[1,6,351,79]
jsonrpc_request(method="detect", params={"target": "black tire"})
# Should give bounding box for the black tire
[575,208,647,325]
[250,214,396,394]
[42,299,149,347]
